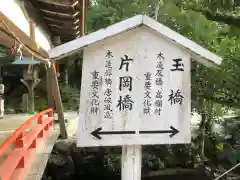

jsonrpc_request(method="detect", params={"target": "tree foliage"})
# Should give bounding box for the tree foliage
[175,0,240,28]
[82,0,240,173]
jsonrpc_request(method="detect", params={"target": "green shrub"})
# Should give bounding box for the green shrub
[59,84,80,111]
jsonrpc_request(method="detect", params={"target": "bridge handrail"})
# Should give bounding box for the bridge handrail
[0,108,54,180]
[0,108,53,156]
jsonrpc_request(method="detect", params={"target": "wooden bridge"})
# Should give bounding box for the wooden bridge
[0,108,64,180]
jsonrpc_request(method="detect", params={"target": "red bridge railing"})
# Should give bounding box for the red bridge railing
[0,108,54,180]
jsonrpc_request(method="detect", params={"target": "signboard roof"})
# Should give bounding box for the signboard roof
[48,14,222,67]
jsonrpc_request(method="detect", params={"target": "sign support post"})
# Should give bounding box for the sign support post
[122,145,142,180]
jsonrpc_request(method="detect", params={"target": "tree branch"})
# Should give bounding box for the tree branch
[203,94,240,108]
[176,2,240,28]
[194,8,240,28]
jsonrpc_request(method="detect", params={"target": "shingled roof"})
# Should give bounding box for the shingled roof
[25,0,89,43]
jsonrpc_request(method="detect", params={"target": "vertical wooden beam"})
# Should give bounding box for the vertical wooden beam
[50,36,67,138]
[50,61,67,139]
[46,66,54,107]
[84,0,87,35]
[56,63,59,73]
[27,21,37,112]
[0,66,2,83]
[47,37,55,108]
[80,0,86,36]
[29,22,36,40]
[52,36,61,76]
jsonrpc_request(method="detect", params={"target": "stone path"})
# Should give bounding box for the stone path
[0,114,33,146]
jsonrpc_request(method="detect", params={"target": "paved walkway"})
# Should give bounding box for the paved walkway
[0,114,32,146]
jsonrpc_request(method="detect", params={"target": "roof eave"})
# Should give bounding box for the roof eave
[48,14,143,59]
[48,14,223,67]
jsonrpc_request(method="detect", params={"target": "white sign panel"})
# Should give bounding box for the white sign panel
[77,26,191,147]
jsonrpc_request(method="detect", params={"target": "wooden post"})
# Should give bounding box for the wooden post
[0,84,4,119]
[122,145,142,180]
[46,66,54,107]
[80,0,86,36]
[50,61,67,139]
[29,22,36,40]
[50,36,67,138]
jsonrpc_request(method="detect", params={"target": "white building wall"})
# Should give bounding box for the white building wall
[0,0,52,50]
[35,26,51,50]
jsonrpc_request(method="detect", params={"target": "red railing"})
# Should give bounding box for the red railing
[0,108,54,180]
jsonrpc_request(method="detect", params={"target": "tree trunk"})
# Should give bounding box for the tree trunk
[199,99,214,158]
[199,99,207,158]
[205,102,213,135]
[64,65,69,86]
[200,112,206,157]
[154,0,163,20]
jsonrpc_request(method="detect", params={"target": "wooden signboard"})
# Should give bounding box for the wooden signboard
[48,15,222,180]
[77,26,191,147]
